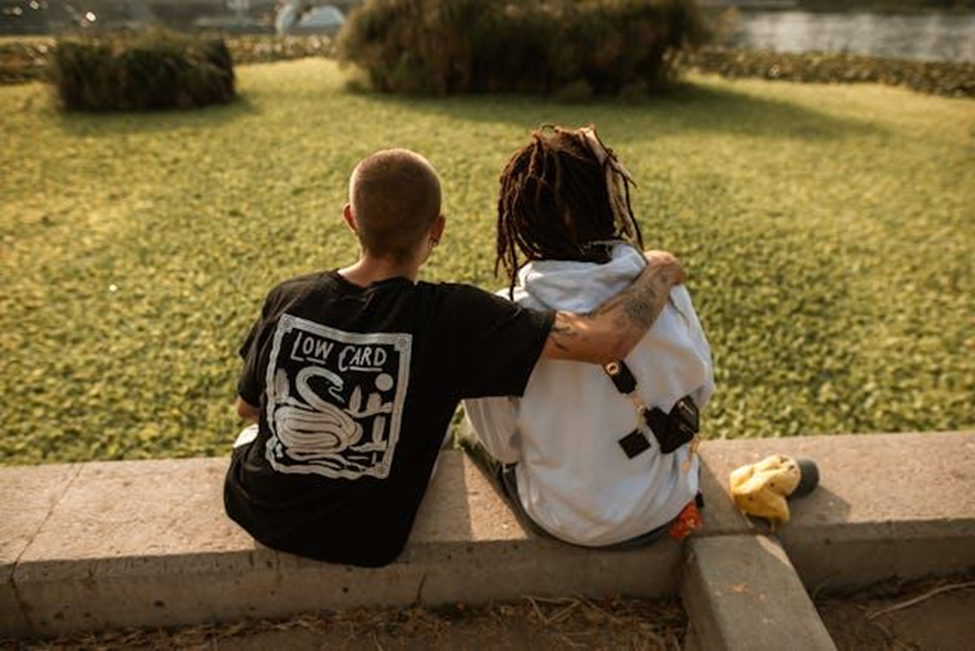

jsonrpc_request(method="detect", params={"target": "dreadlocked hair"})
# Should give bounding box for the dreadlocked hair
[496,126,644,299]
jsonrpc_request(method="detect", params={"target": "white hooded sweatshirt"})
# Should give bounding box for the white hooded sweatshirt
[463,243,714,546]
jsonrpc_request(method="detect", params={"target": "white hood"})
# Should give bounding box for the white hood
[464,243,715,547]
[511,243,647,313]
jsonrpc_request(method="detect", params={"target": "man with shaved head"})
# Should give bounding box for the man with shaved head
[224,148,686,567]
[347,149,443,262]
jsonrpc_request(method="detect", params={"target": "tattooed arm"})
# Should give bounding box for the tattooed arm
[541,251,685,365]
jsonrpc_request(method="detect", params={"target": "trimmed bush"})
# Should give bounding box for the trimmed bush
[0,40,52,85]
[337,0,706,96]
[50,32,235,111]
[3,36,332,87]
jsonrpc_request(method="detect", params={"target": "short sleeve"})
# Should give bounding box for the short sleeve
[436,284,554,400]
[237,288,281,407]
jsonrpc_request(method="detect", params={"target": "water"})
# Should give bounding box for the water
[729,11,975,62]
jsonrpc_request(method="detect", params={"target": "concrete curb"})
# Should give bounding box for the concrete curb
[699,432,975,589]
[1,431,973,639]
[681,536,836,651]
[1,454,684,637]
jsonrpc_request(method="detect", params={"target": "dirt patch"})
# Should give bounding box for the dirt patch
[7,597,686,651]
[817,573,975,651]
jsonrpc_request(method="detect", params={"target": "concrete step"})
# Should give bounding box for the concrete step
[2,432,973,639]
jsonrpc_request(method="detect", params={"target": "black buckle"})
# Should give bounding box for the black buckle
[618,429,652,459]
[605,360,701,459]
[645,396,699,454]
[674,396,699,432]
[604,361,638,395]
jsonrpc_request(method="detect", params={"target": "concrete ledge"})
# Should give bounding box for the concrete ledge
[1,431,972,638]
[0,463,80,636]
[681,535,836,651]
[700,432,975,590]
[1,454,683,637]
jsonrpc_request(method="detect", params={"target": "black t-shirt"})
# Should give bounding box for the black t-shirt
[224,270,553,567]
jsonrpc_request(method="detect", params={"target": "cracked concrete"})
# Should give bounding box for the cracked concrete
[1,463,80,636]
[413,572,428,605]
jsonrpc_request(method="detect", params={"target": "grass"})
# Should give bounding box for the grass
[0,59,973,464]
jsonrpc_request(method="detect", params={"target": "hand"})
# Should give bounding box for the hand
[644,249,686,286]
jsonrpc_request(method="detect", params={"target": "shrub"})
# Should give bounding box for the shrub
[50,32,236,111]
[2,36,332,87]
[0,40,52,85]
[337,0,706,96]
[680,47,975,98]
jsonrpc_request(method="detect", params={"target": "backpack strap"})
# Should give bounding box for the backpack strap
[602,361,700,467]
[604,360,638,395]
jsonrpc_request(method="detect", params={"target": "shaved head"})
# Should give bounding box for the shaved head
[349,149,442,260]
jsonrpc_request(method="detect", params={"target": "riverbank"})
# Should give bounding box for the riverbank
[721,9,975,61]
[701,1,975,13]
[683,47,975,96]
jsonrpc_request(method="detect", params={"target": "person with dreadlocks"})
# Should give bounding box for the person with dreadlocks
[463,126,715,547]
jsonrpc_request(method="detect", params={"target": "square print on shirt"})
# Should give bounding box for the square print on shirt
[263,314,412,480]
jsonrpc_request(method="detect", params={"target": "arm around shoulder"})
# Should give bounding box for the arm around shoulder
[541,250,686,365]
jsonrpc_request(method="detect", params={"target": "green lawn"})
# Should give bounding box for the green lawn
[1,59,973,464]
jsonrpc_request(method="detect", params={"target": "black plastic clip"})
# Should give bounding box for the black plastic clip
[618,429,652,459]
[604,361,638,395]
[645,396,699,454]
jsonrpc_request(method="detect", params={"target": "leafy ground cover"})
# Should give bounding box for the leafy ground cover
[1,59,972,464]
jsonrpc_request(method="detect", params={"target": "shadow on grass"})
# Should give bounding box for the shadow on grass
[349,80,886,142]
[54,93,259,138]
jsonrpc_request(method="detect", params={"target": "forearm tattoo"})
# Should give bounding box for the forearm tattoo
[548,264,673,360]
[621,279,661,331]
[589,266,671,350]
[550,314,579,352]
[593,270,666,328]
